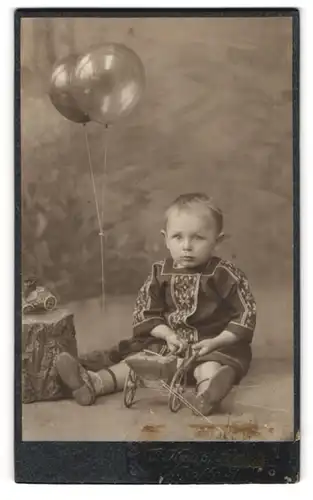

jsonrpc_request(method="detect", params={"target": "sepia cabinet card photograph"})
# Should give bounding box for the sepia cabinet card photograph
[15,8,300,484]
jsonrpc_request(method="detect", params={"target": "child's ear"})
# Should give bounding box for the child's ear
[216,232,226,245]
[160,229,169,249]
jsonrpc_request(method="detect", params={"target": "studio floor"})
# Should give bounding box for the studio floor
[22,292,295,442]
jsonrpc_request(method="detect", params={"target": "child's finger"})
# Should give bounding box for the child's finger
[175,343,184,354]
[192,343,201,351]
[169,341,181,353]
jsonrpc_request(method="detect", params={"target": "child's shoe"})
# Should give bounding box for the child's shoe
[194,365,235,416]
[55,352,96,405]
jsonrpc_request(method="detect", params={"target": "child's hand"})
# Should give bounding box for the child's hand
[151,325,187,354]
[166,333,187,354]
[192,339,215,357]
[192,331,238,357]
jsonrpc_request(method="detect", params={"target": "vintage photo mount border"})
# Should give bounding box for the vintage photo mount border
[14,7,300,484]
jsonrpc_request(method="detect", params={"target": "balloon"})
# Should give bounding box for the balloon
[49,54,90,123]
[71,43,145,126]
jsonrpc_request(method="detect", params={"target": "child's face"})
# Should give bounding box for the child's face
[164,208,221,268]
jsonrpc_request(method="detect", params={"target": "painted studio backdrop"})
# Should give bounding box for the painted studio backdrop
[21,17,293,367]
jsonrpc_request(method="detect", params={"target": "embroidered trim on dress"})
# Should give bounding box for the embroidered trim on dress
[228,321,254,331]
[168,274,200,343]
[133,269,155,327]
[217,261,256,330]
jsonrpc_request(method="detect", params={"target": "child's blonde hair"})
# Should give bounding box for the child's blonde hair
[165,193,224,234]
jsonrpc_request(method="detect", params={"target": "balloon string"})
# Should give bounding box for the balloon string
[83,125,102,232]
[101,125,109,227]
[99,231,106,311]
[83,124,106,310]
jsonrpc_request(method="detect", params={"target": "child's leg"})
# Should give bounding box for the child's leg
[89,361,129,395]
[193,361,236,416]
[55,352,128,406]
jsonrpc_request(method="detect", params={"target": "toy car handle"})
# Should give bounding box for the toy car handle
[180,351,199,372]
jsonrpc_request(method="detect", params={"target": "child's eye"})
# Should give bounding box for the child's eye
[195,235,205,240]
[173,234,182,240]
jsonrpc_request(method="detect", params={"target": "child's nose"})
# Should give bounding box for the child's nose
[182,238,192,250]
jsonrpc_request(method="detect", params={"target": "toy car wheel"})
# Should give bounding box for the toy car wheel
[168,366,187,413]
[123,368,138,408]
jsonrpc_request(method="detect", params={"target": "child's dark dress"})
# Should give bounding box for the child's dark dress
[131,257,257,382]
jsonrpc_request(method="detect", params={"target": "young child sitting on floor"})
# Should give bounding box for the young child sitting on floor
[55,193,256,415]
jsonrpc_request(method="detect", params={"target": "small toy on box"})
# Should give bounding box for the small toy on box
[22,277,78,403]
[22,276,57,314]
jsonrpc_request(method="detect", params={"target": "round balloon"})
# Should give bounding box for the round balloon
[71,43,145,126]
[49,54,90,123]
